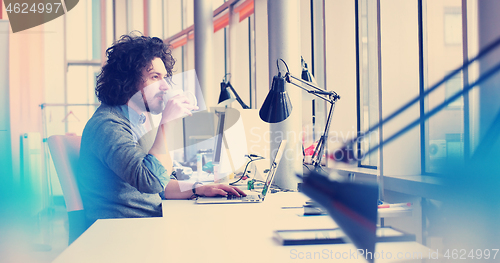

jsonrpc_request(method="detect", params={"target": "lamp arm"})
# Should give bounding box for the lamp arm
[287,74,324,92]
[289,81,330,102]
[286,73,340,102]
[281,71,340,171]
[227,82,250,109]
[311,101,336,170]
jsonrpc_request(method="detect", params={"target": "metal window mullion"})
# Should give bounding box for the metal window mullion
[355,0,362,167]
[418,0,426,174]
[311,0,326,143]
[143,0,149,36]
[376,0,384,200]
[226,4,233,81]
[321,0,329,167]
[249,15,256,108]
[462,0,470,161]
[161,0,165,39]
[181,0,186,163]
[310,0,315,75]
[112,0,116,43]
[100,0,107,66]
[310,0,316,141]
[248,17,251,107]
[224,27,228,75]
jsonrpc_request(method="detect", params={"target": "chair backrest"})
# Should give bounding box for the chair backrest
[47,135,84,212]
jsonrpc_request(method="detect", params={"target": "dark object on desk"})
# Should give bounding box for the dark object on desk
[172,160,193,180]
[181,151,212,172]
[303,202,328,215]
[172,168,191,180]
[301,170,378,263]
[274,226,415,246]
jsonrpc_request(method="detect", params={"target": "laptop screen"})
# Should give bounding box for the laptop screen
[261,140,287,198]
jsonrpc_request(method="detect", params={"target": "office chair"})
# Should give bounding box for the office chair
[47,135,89,245]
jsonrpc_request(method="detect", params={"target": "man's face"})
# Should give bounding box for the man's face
[130,57,170,114]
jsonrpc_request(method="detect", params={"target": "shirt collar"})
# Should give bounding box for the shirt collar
[118,104,146,126]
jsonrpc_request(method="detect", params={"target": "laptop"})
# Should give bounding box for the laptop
[195,140,287,204]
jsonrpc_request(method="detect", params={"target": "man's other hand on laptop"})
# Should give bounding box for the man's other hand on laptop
[197,184,247,197]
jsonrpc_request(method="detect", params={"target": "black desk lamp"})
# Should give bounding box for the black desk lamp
[301,56,315,83]
[259,59,340,172]
[218,74,250,109]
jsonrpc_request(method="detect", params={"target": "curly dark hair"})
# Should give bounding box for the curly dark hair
[95,33,175,106]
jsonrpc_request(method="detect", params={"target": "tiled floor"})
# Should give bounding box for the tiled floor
[1,205,69,263]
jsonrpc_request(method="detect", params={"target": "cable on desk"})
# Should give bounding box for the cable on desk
[229,155,264,185]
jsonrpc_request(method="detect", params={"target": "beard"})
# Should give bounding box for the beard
[145,96,165,115]
[129,90,165,115]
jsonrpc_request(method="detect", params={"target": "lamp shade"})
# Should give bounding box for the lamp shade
[301,62,318,85]
[259,74,292,123]
[218,81,231,103]
[217,81,236,107]
[302,62,314,82]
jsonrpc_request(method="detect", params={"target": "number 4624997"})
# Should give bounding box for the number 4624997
[5,2,63,14]
[443,249,499,260]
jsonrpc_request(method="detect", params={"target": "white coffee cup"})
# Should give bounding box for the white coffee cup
[164,89,197,107]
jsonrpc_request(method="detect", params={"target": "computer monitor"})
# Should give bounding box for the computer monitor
[210,107,248,183]
[212,109,226,165]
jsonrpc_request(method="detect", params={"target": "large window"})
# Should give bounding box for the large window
[324,0,357,167]
[57,0,104,136]
[357,0,379,168]
[345,0,480,176]
[379,0,421,176]
[424,0,478,174]
[353,0,422,175]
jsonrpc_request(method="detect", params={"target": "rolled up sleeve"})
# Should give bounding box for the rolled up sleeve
[143,154,170,189]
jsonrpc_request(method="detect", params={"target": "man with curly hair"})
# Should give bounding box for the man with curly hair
[78,33,245,224]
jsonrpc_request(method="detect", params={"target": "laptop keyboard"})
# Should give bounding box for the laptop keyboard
[227,195,260,201]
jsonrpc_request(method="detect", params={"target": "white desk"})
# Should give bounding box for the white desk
[53,192,431,263]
